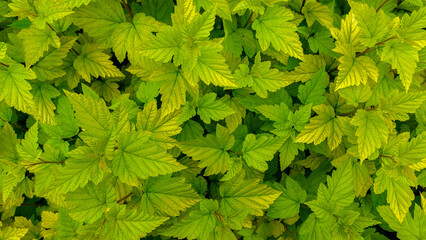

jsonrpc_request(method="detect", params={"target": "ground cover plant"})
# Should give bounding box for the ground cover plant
[0,0,425,239]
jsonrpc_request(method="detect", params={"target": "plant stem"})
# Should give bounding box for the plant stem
[243,12,254,28]
[0,62,8,67]
[117,192,133,203]
[46,23,79,55]
[25,160,65,167]
[376,0,390,12]
[379,155,397,163]
[356,36,397,57]
[300,0,306,13]
[120,0,134,19]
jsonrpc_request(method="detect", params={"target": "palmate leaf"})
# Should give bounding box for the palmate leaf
[242,134,285,172]
[268,177,307,219]
[73,44,124,82]
[112,130,186,185]
[374,168,415,223]
[31,0,73,29]
[335,54,379,91]
[110,13,163,63]
[252,6,303,59]
[302,0,333,28]
[351,109,389,162]
[101,205,168,240]
[71,0,125,45]
[197,93,235,124]
[163,199,219,240]
[0,64,36,115]
[295,104,342,151]
[220,171,281,216]
[297,68,327,106]
[141,176,202,216]
[378,204,426,240]
[17,25,61,67]
[65,182,115,224]
[178,124,234,175]
[285,54,326,83]
[381,40,419,92]
[31,83,60,125]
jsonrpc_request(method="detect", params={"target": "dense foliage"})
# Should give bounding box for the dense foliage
[0,0,425,239]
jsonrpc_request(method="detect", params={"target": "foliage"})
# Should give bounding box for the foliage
[0,0,425,239]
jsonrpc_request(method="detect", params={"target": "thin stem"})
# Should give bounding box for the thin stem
[376,0,390,12]
[393,0,401,12]
[46,23,60,38]
[120,0,134,19]
[243,12,254,28]
[379,155,397,163]
[300,0,306,13]
[25,160,65,167]
[0,62,8,67]
[117,192,133,203]
[356,36,397,57]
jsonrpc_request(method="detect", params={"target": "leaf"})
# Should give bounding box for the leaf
[351,2,391,47]
[268,177,307,219]
[0,64,36,114]
[178,124,234,175]
[252,6,303,59]
[378,204,426,240]
[397,132,426,165]
[73,44,124,82]
[65,182,115,223]
[17,25,61,66]
[194,0,231,21]
[297,68,327,106]
[31,0,73,29]
[248,54,291,98]
[141,176,202,216]
[101,205,168,240]
[71,0,125,44]
[110,13,162,63]
[0,227,28,240]
[163,199,218,240]
[302,0,333,28]
[31,83,60,125]
[285,54,326,82]
[220,171,281,216]
[335,54,378,91]
[197,93,235,124]
[242,134,284,172]
[112,131,186,185]
[351,109,389,162]
[295,104,343,151]
[381,40,419,92]
[65,91,114,153]
[374,168,415,223]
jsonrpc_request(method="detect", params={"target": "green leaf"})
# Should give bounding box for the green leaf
[71,0,125,44]
[351,2,391,47]
[297,68,327,106]
[285,54,326,83]
[335,54,378,91]
[248,54,291,98]
[101,205,168,240]
[0,227,28,240]
[242,134,284,172]
[380,40,419,92]
[178,124,234,175]
[0,64,36,115]
[351,109,389,162]
[197,93,235,124]
[112,131,186,185]
[17,25,61,66]
[252,6,303,59]
[374,168,415,223]
[378,204,426,240]
[73,44,124,82]
[31,83,60,125]
[302,0,333,28]
[295,104,343,151]
[65,182,115,223]
[268,177,307,219]
[31,0,73,29]
[220,171,281,216]
[110,13,162,63]
[141,176,202,216]
[163,199,218,240]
